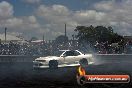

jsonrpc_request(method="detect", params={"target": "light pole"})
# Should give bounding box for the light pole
[72,34,75,41]
[5,27,7,43]
[43,34,44,44]
[65,23,67,37]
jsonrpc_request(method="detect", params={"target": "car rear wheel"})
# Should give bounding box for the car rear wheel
[79,58,88,67]
[49,60,58,69]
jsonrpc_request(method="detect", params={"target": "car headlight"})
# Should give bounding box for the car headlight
[36,60,46,62]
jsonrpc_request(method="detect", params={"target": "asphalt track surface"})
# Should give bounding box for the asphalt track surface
[0,61,132,88]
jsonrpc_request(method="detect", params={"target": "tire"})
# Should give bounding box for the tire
[49,60,58,69]
[79,58,88,67]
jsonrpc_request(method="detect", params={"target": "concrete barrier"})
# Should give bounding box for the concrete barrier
[0,55,40,62]
[0,54,131,62]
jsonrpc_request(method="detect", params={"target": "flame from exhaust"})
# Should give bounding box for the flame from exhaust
[78,66,86,76]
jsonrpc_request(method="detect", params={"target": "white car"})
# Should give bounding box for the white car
[33,50,94,69]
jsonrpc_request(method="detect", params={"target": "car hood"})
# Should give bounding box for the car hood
[35,56,60,61]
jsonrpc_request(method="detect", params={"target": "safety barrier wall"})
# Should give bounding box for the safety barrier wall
[0,54,131,62]
[0,54,131,77]
[0,55,40,62]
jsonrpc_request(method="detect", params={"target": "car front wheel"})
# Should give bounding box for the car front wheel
[49,60,58,69]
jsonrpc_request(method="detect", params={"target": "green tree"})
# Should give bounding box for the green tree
[74,25,124,44]
[55,35,68,44]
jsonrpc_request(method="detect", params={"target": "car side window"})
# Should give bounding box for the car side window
[74,51,81,56]
[64,51,75,56]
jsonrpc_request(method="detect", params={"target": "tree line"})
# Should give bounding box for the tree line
[74,25,124,45]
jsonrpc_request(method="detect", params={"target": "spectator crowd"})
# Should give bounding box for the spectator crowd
[0,40,132,56]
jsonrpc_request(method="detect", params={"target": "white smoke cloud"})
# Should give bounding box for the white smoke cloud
[0,1,13,19]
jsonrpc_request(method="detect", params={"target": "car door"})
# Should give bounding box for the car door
[73,50,83,63]
[58,57,65,64]
[63,51,76,64]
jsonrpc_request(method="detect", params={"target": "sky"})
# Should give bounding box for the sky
[0,0,132,40]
